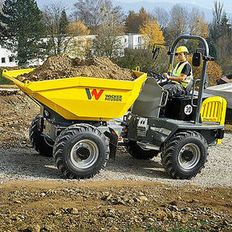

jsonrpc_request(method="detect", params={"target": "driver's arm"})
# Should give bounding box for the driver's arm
[163,73,187,82]
[168,74,187,82]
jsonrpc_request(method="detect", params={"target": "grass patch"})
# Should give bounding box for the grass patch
[0,70,11,85]
[0,76,11,85]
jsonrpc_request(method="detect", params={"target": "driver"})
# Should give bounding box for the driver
[163,46,193,97]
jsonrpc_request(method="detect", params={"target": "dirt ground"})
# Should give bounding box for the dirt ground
[0,92,38,148]
[0,91,231,231]
[0,180,231,232]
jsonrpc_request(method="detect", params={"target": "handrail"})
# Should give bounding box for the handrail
[168,34,210,124]
[191,79,201,107]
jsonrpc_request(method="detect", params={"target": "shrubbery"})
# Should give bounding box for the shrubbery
[114,48,169,74]
[0,69,11,85]
[188,57,222,86]
[116,49,222,87]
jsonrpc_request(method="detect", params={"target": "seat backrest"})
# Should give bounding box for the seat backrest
[200,96,227,144]
[185,78,194,94]
[200,96,227,125]
[131,77,164,118]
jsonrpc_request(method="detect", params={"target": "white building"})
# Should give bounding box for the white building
[0,45,17,67]
[0,34,145,67]
[127,34,144,49]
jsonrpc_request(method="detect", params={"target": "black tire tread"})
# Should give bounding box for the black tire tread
[161,131,208,179]
[53,124,109,179]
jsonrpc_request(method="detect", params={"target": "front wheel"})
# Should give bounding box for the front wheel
[53,124,108,179]
[161,131,208,179]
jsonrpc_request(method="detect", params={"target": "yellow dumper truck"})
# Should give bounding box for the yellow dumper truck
[2,35,227,180]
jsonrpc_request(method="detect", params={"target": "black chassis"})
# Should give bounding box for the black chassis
[37,106,120,159]
[125,113,224,152]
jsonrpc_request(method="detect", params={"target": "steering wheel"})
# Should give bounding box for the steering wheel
[147,70,169,84]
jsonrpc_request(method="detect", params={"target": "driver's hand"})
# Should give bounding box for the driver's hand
[163,73,169,78]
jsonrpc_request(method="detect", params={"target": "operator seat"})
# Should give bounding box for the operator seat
[185,79,194,95]
[132,77,167,118]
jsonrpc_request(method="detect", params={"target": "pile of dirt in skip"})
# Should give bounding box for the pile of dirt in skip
[0,92,39,148]
[18,56,134,82]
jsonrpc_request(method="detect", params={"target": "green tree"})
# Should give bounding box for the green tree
[125,11,138,33]
[0,0,46,66]
[59,10,69,35]
[209,1,232,68]
[115,48,169,74]
[57,9,69,54]
[125,7,151,33]
[209,1,224,41]
[207,37,217,59]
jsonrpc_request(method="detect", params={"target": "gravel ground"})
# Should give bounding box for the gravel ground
[0,134,231,187]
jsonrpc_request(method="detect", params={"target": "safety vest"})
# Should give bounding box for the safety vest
[172,61,193,88]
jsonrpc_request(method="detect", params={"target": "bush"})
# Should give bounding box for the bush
[114,48,169,74]
[115,49,222,86]
[0,69,11,85]
[187,57,222,86]
[0,67,18,85]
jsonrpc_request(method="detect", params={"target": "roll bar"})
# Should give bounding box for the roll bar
[168,34,210,124]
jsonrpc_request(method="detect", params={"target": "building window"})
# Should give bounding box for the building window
[124,38,127,43]
[138,37,141,43]
[9,56,14,62]
[1,57,6,63]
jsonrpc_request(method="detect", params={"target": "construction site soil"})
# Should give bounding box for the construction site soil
[18,56,134,82]
[0,180,231,232]
[0,58,232,231]
[0,91,38,149]
[0,91,231,231]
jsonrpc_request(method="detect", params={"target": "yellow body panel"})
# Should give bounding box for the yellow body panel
[2,69,147,121]
[200,96,227,144]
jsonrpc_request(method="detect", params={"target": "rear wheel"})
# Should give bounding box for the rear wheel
[126,141,159,160]
[53,124,108,179]
[161,131,208,179]
[29,115,53,157]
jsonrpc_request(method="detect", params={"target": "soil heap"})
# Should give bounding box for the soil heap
[0,91,38,148]
[19,56,134,82]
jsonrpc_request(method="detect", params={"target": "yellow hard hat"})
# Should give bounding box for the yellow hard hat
[176,46,189,54]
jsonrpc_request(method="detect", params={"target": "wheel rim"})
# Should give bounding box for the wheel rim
[70,139,99,170]
[177,143,201,170]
